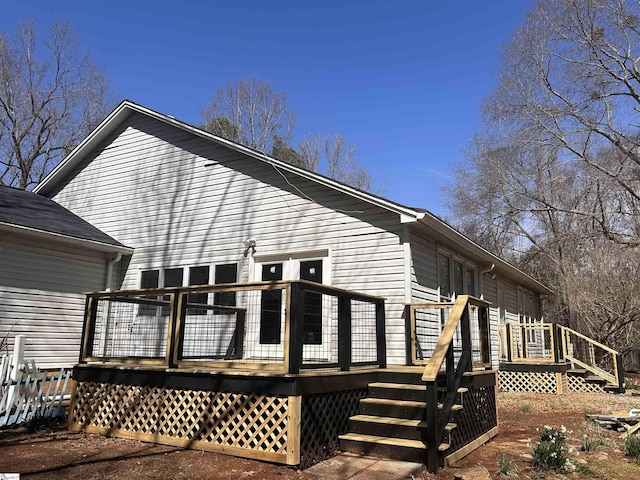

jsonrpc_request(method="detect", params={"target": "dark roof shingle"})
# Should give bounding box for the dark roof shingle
[0,185,126,248]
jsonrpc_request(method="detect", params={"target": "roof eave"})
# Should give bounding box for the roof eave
[417,213,553,295]
[0,222,134,255]
[34,101,425,223]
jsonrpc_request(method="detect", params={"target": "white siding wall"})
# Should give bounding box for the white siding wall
[52,113,409,364]
[408,226,439,303]
[0,235,107,368]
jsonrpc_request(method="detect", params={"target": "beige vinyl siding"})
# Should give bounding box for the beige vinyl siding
[0,235,107,368]
[53,112,409,364]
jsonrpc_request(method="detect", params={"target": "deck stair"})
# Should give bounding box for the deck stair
[568,368,619,392]
[339,369,466,462]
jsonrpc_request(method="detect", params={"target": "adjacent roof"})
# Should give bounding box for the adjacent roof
[0,185,132,253]
[34,100,551,294]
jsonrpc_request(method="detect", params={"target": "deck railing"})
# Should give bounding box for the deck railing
[498,323,556,364]
[412,295,492,472]
[558,325,624,388]
[80,280,386,374]
[406,298,491,369]
[498,322,624,390]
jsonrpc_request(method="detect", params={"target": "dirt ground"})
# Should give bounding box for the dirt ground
[1,391,640,479]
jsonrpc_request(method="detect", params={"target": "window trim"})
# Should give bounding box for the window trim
[436,247,478,300]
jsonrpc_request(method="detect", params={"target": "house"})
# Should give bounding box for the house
[28,100,614,471]
[0,185,132,368]
[34,100,551,368]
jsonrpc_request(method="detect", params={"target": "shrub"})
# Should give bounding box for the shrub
[532,425,570,471]
[624,435,640,461]
[23,413,64,433]
[496,453,518,478]
[520,403,534,413]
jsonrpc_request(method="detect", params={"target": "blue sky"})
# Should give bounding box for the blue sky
[2,1,532,216]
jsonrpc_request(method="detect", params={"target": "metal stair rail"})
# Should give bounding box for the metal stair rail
[558,325,624,391]
[419,295,491,472]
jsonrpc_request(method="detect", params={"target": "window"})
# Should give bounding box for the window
[214,263,237,307]
[188,266,210,314]
[438,253,451,299]
[438,252,477,300]
[260,263,283,344]
[518,288,536,342]
[139,264,238,315]
[139,270,159,316]
[466,267,476,296]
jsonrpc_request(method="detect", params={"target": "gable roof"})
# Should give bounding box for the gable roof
[0,185,132,254]
[34,100,551,294]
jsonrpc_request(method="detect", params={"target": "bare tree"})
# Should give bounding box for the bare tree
[487,0,640,246]
[0,21,112,190]
[445,0,640,362]
[200,77,377,191]
[200,77,295,152]
[297,133,373,191]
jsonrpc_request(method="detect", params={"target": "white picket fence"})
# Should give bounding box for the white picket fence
[0,336,72,428]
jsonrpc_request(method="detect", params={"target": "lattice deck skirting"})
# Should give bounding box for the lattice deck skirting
[498,370,562,394]
[449,384,497,454]
[568,375,605,393]
[70,380,369,468]
[300,389,367,469]
[70,381,299,464]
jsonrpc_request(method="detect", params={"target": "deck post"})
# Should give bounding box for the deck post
[424,382,440,472]
[404,305,414,366]
[615,352,625,393]
[376,300,387,368]
[288,282,305,375]
[338,295,352,371]
[505,323,512,362]
[167,290,183,369]
[80,295,98,362]
[552,324,562,363]
[478,305,490,365]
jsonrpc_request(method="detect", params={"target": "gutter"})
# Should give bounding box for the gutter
[0,222,134,255]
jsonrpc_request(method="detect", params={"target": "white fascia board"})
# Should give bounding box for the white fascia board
[0,222,134,255]
[35,101,425,224]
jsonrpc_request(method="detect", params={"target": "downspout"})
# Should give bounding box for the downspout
[102,252,122,356]
[104,252,122,291]
[479,264,495,300]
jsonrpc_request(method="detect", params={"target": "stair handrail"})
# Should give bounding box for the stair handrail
[558,324,624,390]
[421,295,491,382]
[420,295,491,472]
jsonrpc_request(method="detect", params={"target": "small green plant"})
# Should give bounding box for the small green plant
[624,377,638,390]
[496,453,519,478]
[574,461,594,478]
[520,403,534,413]
[624,434,640,461]
[581,424,605,452]
[532,425,570,471]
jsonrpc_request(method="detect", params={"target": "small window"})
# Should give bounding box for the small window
[188,266,210,314]
[438,254,451,299]
[453,261,464,296]
[214,263,237,307]
[139,270,159,316]
[140,270,159,289]
[164,268,183,288]
[466,267,476,296]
